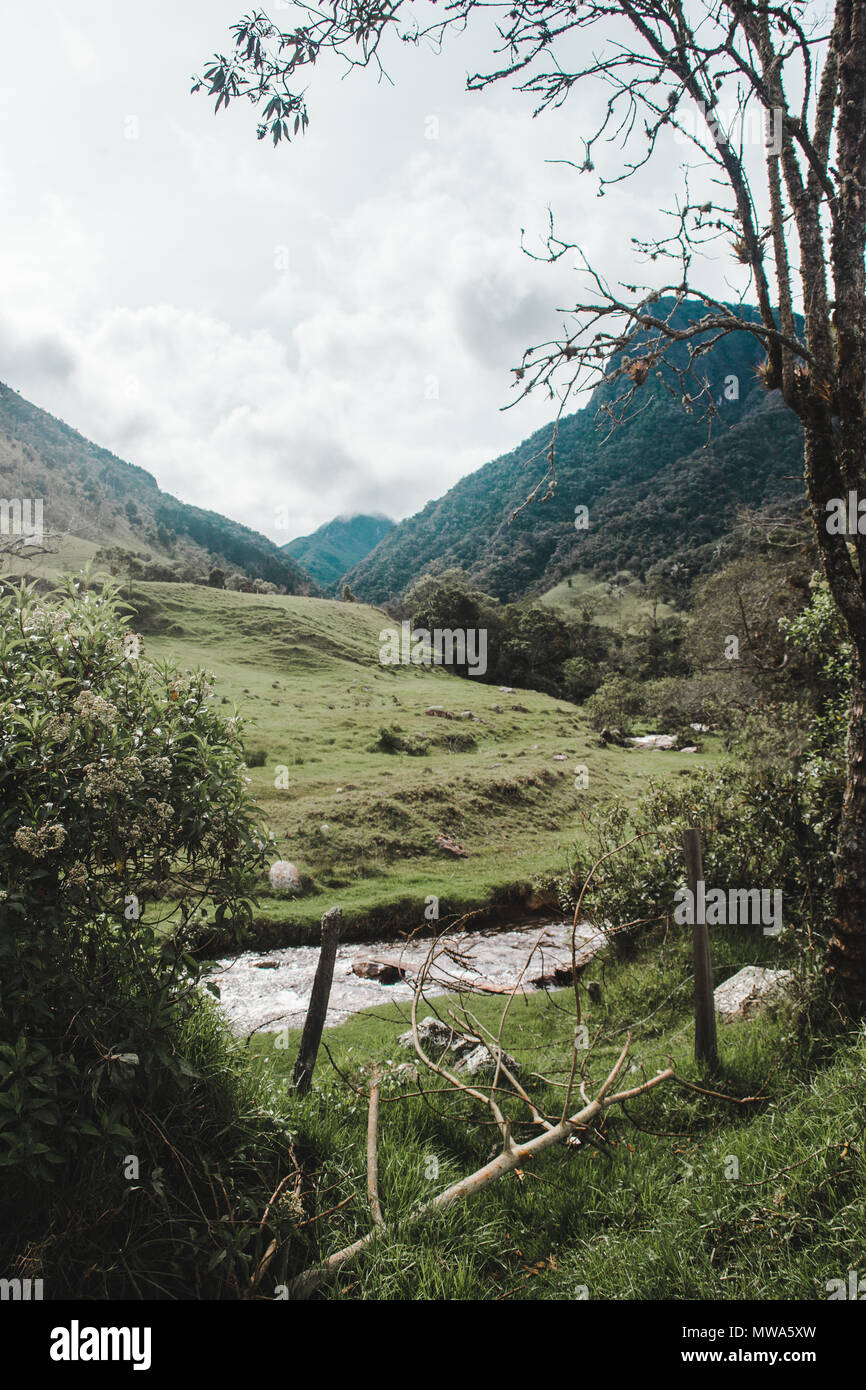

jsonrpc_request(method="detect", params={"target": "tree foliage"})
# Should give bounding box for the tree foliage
[0,574,268,1184]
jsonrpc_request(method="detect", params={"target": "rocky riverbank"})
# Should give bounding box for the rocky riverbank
[209,918,605,1035]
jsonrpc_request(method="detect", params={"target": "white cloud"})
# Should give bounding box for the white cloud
[0,1,760,547]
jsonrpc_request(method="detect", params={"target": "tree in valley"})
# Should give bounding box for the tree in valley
[194,3,866,1008]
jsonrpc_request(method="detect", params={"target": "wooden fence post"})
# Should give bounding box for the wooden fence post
[683,828,718,1069]
[293,905,342,1095]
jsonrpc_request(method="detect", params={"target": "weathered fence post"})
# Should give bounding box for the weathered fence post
[683,828,718,1069]
[293,905,342,1095]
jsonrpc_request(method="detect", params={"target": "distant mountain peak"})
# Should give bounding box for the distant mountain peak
[282,512,395,590]
[339,300,805,604]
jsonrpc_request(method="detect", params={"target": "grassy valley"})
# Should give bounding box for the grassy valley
[0,347,850,1313]
[129,580,720,943]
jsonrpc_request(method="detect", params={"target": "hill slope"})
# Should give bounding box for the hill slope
[283,512,395,589]
[126,581,720,941]
[343,301,806,603]
[0,381,314,592]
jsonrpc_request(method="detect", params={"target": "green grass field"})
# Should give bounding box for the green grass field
[245,913,861,1300]
[125,580,720,942]
[540,569,675,630]
[5,534,100,577]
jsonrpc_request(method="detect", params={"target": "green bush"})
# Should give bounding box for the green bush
[0,574,301,1297]
[583,675,645,735]
[560,763,841,958]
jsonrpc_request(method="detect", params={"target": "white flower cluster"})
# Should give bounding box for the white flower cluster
[14,823,67,857]
[73,690,118,726]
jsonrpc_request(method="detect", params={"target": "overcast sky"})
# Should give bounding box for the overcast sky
[0,1,759,543]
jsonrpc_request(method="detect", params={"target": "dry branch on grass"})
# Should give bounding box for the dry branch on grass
[286,845,675,1298]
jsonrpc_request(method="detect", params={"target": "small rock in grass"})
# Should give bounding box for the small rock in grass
[397,1017,521,1077]
[398,1017,459,1051]
[456,1044,521,1078]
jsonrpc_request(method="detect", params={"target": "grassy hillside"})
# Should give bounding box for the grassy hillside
[126,581,721,942]
[540,569,675,630]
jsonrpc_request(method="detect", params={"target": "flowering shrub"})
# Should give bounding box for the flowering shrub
[0,573,269,1185]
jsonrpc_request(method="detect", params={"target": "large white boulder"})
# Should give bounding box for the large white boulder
[268,860,300,894]
[629,734,679,750]
[714,966,795,1021]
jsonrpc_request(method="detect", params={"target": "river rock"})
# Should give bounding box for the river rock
[532,963,574,988]
[352,955,408,984]
[398,1017,458,1051]
[714,966,795,1021]
[455,1043,521,1078]
[397,1016,520,1076]
[629,734,678,750]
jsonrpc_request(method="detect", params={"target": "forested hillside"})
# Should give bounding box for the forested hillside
[283,512,394,589]
[0,381,313,592]
[343,301,806,603]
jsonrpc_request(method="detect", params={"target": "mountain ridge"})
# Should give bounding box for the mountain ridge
[340,299,807,603]
[283,512,395,590]
[0,381,314,592]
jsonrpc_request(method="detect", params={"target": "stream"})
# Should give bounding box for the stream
[209,919,605,1035]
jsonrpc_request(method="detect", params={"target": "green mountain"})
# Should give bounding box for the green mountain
[342,300,807,603]
[283,512,394,589]
[0,381,314,592]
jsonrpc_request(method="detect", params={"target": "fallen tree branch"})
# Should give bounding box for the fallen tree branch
[286,1034,672,1298]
